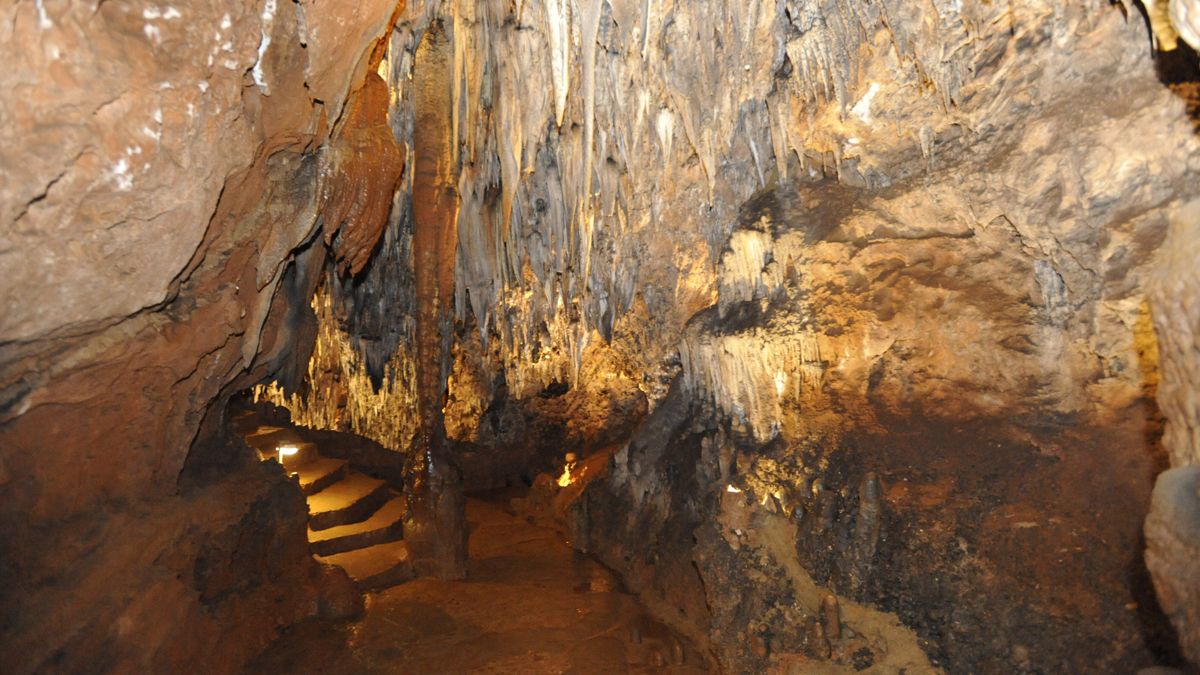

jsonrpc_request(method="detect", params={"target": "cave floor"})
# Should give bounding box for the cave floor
[246,499,707,674]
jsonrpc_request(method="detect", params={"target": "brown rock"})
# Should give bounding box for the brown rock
[1145,466,1200,663]
[315,563,366,621]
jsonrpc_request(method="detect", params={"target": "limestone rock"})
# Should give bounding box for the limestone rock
[1150,201,1200,468]
[315,563,366,621]
[0,0,403,670]
[1146,466,1200,664]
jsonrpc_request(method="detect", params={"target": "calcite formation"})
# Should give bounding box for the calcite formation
[319,71,406,276]
[265,0,1198,669]
[4,0,1200,672]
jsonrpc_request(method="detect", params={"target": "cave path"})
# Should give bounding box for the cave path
[247,499,707,674]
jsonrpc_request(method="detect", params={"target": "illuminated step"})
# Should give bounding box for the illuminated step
[308,495,407,556]
[243,426,318,464]
[307,473,390,530]
[294,458,349,496]
[319,540,414,591]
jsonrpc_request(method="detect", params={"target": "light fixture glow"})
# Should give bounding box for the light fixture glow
[277,444,299,464]
[558,453,578,488]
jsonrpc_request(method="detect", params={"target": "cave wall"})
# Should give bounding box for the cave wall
[5,0,1196,671]
[1146,197,1200,663]
[430,0,1195,430]
[301,0,1199,670]
[255,1,1200,665]
[0,0,403,671]
[296,0,1198,442]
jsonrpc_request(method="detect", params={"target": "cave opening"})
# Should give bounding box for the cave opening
[4,1,1200,674]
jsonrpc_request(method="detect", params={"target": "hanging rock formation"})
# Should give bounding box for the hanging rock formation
[264,0,1199,669]
[319,70,406,276]
[4,0,1200,672]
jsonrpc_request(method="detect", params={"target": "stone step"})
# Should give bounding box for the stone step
[308,473,391,531]
[319,540,414,591]
[294,458,349,496]
[308,495,407,556]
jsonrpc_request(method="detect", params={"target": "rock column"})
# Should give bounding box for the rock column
[405,21,468,579]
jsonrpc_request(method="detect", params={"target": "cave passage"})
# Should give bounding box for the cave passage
[4,2,1200,675]
[248,499,708,673]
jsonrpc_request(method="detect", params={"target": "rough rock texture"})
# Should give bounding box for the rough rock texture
[1,462,348,674]
[256,0,1199,669]
[1150,199,1200,469]
[281,0,1195,445]
[320,71,407,276]
[1146,197,1200,663]
[1146,465,1200,663]
[0,0,404,671]
[8,0,1199,671]
[256,289,420,451]
[569,386,1176,672]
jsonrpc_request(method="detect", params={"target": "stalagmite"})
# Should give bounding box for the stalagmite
[5,0,1200,673]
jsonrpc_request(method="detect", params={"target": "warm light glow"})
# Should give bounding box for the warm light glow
[726,484,743,494]
[557,462,575,488]
[277,444,299,464]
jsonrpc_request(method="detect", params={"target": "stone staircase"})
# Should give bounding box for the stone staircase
[240,419,414,591]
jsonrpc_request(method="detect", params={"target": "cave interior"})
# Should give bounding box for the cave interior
[3,0,1200,673]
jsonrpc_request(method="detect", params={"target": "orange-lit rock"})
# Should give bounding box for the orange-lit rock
[4,0,1200,672]
[0,0,404,671]
[319,71,405,276]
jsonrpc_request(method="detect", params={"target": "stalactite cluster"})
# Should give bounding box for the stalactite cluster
[5,0,1200,671]
[254,289,420,451]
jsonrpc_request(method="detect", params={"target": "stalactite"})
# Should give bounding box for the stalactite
[427,0,1001,397]
[340,0,1165,444]
[253,289,420,451]
[318,71,406,276]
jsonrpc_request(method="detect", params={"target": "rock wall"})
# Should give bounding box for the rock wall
[314,0,1197,670]
[428,0,1194,427]
[0,0,403,671]
[5,0,1198,670]
[1146,198,1200,663]
[259,0,1199,666]
[299,1,1194,442]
